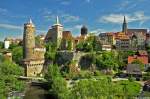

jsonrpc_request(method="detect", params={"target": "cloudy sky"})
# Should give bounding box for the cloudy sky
[0,0,150,40]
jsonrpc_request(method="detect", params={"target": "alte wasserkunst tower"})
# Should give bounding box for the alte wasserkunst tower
[22,19,46,77]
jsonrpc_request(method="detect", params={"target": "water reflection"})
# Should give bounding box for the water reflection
[23,84,51,99]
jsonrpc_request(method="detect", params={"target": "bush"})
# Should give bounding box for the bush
[128,76,135,82]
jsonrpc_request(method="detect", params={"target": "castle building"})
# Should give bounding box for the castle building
[45,16,63,48]
[22,19,45,77]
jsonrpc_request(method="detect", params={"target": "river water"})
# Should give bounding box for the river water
[23,83,52,99]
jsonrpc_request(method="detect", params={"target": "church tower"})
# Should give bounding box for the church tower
[45,16,63,48]
[122,16,127,34]
[23,19,35,59]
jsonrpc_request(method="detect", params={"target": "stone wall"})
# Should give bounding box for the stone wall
[22,59,45,77]
[56,51,88,68]
[56,51,74,65]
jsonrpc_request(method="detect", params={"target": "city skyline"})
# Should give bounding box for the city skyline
[0,0,150,41]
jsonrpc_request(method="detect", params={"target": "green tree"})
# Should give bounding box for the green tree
[12,46,23,64]
[0,41,4,49]
[45,64,61,81]
[0,60,25,97]
[67,40,72,51]
[45,64,69,99]
[96,51,119,71]
[45,42,57,64]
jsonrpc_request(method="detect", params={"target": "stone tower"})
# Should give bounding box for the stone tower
[122,16,127,34]
[23,19,35,59]
[81,25,88,36]
[45,16,63,48]
[22,19,46,77]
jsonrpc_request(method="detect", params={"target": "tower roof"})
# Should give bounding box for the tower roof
[26,18,35,27]
[56,16,59,24]
[54,16,62,26]
[123,16,127,23]
[29,18,33,24]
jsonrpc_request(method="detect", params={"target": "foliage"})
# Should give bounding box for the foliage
[0,41,4,49]
[96,51,119,70]
[45,42,57,62]
[143,72,150,81]
[76,36,102,52]
[12,46,23,64]
[76,41,93,52]
[66,40,73,51]
[50,77,69,99]
[0,60,25,97]
[70,79,141,99]
[45,64,69,99]
[45,64,61,81]
[9,43,20,50]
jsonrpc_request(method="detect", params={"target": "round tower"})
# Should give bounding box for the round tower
[81,25,88,36]
[23,19,35,59]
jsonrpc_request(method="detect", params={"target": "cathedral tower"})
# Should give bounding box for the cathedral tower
[122,16,127,34]
[23,19,35,59]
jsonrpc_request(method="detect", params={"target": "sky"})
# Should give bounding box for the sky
[0,0,150,41]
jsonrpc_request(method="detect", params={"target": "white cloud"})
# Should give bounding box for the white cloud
[62,14,80,23]
[0,23,23,30]
[91,29,105,33]
[0,23,47,34]
[66,24,83,36]
[117,0,147,11]
[44,12,80,23]
[67,24,82,31]
[99,11,150,26]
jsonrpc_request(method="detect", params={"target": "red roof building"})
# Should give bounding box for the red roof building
[128,50,148,65]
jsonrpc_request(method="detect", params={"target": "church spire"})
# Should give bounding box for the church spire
[54,16,62,26]
[122,16,127,34]
[29,18,33,24]
[56,16,59,25]
[123,16,126,24]
[27,18,35,27]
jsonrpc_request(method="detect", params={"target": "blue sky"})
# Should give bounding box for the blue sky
[0,0,150,41]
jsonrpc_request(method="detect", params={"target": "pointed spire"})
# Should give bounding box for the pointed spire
[27,18,35,27]
[29,18,33,24]
[123,16,126,23]
[54,16,62,26]
[122,16,127,34]
[56,16,59,25]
